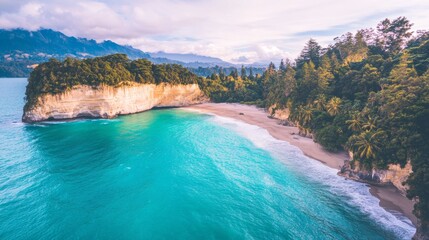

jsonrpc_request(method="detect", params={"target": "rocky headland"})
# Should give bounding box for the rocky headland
[22,83,207,122]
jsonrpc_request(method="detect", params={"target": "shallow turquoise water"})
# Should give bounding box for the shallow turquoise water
[0,78,415,239]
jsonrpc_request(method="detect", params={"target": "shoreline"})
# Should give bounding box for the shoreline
[183,102,417,227]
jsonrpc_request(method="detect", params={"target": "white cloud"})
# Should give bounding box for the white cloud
[1,0,428,63]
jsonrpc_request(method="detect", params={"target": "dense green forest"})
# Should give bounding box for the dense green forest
[0,60,34,77]
[25,17,428,226]
[189,66,265,80]
[252,17,428,225]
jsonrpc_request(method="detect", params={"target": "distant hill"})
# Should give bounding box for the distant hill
[0,28,153,77]
[0,28,262,77]
[149,51,227,64]
[0,28,150,60]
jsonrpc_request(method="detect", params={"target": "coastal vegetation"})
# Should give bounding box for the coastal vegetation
[256,17,428,227]
[183,18,429,226]
[24,54,200,111]
[24,16,428,230]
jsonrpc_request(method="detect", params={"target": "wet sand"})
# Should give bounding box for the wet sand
[370,185,417,225]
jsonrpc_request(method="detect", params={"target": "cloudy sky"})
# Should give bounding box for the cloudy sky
[1,0,428,63]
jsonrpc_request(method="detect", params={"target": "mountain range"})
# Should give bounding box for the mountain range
[0,28,245,77]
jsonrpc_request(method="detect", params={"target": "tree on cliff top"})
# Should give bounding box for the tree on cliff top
[24,54,200,111]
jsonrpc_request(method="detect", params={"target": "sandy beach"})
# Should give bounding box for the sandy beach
[183,102,417,226]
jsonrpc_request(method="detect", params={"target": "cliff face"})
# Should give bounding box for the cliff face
[22,83,208,122]
[340,155,412,195]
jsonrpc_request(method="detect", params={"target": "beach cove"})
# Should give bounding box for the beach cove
[184,103,417,227]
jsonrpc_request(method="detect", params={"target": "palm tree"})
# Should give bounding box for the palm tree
[289,105,302,123]
[286,99,293,110]
[346,113,362,132]
[313,94,327,111]
[326,97,342,116]
[349,130,384,161]
[301,105,313,125]
[362,116,378,131]
[290,105,313,131]
[299,126,311,137]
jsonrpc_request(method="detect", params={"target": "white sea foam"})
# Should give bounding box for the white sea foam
[42,121,69,124]
[208,114,416,239]
[11,121,24,126]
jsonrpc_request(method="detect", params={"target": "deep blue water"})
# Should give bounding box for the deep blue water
[0,78,415,239]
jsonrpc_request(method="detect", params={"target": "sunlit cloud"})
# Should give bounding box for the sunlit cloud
[1,0,428,64]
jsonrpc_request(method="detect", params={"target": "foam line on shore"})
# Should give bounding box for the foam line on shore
[201,111,415,239]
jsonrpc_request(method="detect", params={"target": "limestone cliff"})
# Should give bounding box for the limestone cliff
[22,83,208,122]
[340,156,412,195]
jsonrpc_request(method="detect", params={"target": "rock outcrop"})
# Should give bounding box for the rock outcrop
[22,83,208,122]
[339,157,412,195]
[268,105,290,121]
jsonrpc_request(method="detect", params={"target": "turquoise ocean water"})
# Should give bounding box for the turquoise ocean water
[0,78,415,239]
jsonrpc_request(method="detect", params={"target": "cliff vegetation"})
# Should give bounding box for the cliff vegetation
[24,54,200,111]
